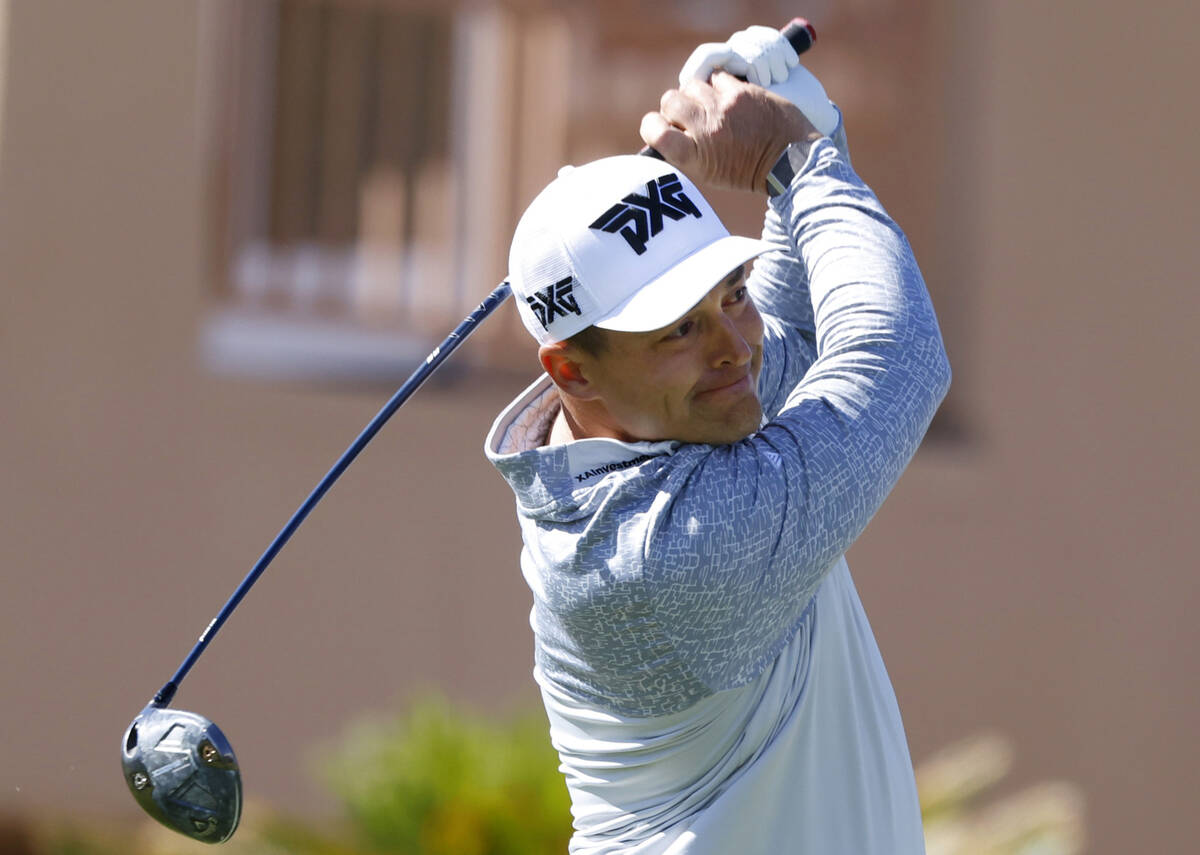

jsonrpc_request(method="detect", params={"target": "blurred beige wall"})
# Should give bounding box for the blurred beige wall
[0,0,9,159]
[1,1,1197,853]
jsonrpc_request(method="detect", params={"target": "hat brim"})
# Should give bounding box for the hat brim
[592,235,780,334]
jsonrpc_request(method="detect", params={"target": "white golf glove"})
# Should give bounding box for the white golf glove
[679,25,798,88]
[678,25,840,138]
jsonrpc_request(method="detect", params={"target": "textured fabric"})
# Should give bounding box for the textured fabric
[485,132,950,853]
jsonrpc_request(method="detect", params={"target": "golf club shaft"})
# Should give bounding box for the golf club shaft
[153,281,513,708]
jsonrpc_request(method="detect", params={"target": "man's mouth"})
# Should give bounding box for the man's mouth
[696,372,753,399]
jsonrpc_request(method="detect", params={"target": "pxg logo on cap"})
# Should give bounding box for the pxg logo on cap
[588,173,703,256]
[525,276,582,330]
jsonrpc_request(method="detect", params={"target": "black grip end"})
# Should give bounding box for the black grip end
[781,18,816,55]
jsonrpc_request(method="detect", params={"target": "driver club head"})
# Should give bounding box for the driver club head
[121,704,242,843]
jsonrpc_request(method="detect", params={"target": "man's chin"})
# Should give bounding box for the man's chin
[695,399,763,445]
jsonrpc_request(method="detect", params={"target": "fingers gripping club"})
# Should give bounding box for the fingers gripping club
[640,18,816,160]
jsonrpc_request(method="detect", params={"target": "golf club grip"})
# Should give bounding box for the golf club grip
[640,17,816,161]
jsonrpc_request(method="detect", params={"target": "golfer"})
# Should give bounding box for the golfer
[485,27,949,854]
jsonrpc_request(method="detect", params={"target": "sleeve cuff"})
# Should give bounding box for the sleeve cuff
[765,106,850,198]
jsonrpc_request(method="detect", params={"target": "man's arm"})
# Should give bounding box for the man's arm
[668,25,847,340]
[636,74,951,692]
[643,71,835,339]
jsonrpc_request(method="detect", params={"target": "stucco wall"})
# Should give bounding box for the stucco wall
[1,1,1196,852]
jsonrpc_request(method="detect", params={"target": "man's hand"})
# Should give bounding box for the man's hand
[640,71,819,193]
[678,23,840,138]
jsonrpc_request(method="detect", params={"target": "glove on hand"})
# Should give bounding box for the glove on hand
[679,25,798,88]
[678,25,840,138]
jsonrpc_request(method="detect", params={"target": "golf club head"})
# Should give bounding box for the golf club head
[121,704,242,843]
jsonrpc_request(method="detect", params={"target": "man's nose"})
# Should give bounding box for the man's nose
[709,313,753,367]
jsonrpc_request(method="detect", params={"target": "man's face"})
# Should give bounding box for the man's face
[571,265,765,445]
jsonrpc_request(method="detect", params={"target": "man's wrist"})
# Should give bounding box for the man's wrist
[765,137,820,197]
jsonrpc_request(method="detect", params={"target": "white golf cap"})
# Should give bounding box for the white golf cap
[509,155,777,345]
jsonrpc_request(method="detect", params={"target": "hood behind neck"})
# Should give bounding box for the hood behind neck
[485,375,677,518]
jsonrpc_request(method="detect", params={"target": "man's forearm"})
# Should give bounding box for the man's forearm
[769,134,950,503]
[773,133,948,384]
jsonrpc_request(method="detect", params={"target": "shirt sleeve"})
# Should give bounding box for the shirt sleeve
[641,135,952,692]
[747,109,852,346]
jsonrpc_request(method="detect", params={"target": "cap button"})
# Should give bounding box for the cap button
[557,165,576,178]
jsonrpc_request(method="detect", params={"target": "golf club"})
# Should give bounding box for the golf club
[121,16,816,843]
[121,281,511,842]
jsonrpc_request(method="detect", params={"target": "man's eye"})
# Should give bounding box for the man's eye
[666,320,694,340]
[725,286,748,306]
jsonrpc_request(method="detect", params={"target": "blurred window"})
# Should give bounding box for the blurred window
[202,0,559,382]
[201,0,968,439]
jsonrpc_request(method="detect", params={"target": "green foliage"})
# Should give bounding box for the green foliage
[22,703,1084,855]
[319,694,572,855]
[916,733,1085,855]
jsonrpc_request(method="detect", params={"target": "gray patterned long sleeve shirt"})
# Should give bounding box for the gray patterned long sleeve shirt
[488,133,949,716]
[486,131,950,853]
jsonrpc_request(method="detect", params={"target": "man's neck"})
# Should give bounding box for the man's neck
[547,391,639,445]
[547,403,578,446]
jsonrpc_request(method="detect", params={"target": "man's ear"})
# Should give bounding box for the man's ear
[539,342,599,399]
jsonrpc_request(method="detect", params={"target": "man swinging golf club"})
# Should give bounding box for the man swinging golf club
[484,24,951,855]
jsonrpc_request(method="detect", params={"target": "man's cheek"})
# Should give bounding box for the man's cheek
[742,305,765,352]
